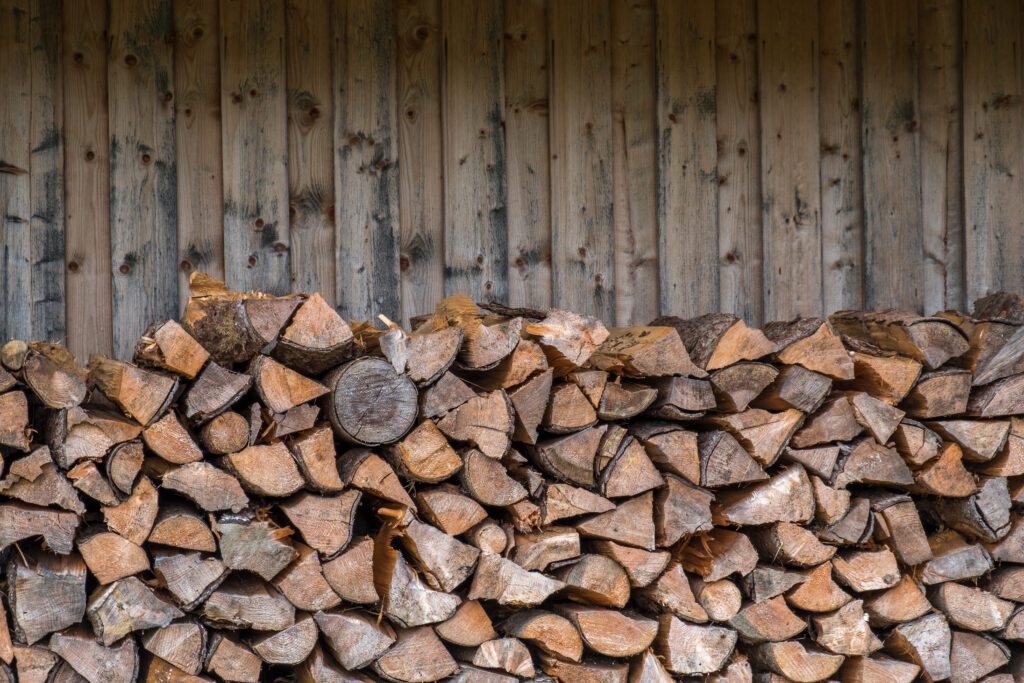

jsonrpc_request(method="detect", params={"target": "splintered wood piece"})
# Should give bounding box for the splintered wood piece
[8,551,87,644]
[0,391,29,451]
[501,609,583,662]
[748,640,845,682]
[811,475,851,524]
[460,448,528,506]
[89,357,178,426]
[845,350,922,404]
[249,355,327,413]
[555,554,630,608]
[419,371,476,419]
[152,551,228,611]
[728,596,806,643]
[600,437,664,498]
[833,548,901,593]
[401,519,479,592]
[511,527,580,572]
[251,613,317,665]
[337,448,414,507]
[655,313,776,370]
[142,621,206,675]
[534,424,607,486]
[903,368,973,418]
[436,390,513,459]
[372,626,458,683]
[286,425,343,492]
[706,408,804,468]
[884,612,951,681]
[753,364,832,413]
[751,522,836,567]
[912,442,977,497]
[147,504,215,553]
[635,561,708,623]
[472,638,535,678]
[468,552,564,607]
[576,491,655,550]
[405,327,463,385]
[314,610,395,670]
[324,357,418,446]
[931,475,1012,543]
[812,600,882,656]
[870,495,932,566]
[654,475,713,546]
[198,411,249,456]
[434,600,497,647]
[519,309,608,373]
[921,530,994,585]
[49,629,138,683]
[417,485,487,535]
[597,382,657,421]
[713,465,814,526]
[763,317,854,380]
[591,541,669,589]
[629,422,700,483]
[0,502,80,554]
[932,582,1013,632]
[322,536,377,604]
[222,442,305,497]
[544,382,598,433]
[385,420,462,483]
[849,392,905,444]
[201,577,295,631]
[216,517,298,580]
[791,395,863,448]
[205,634,262,683]
[270,293,353,373]
[648,376,716,419]
[928,419,1010,461]
[0,448,85,513]
[272,542,342,612]
[831,311,969,369]
[697,430,767,487]
[949,631,1010,683]
[264,402,320,440]
[107,441,144,494]
[709,362,779,414]
[78,531,149,584]
[785,562,851,613]
[182,362,252,425]
[143,412,203,464]
[589,326,703,378]
[542,483,614,524]
[22,346,86,409]
[508,368,554,444]
[678,529,758,581]
[556,604,657,658]
[86,576,183,646]
[134,319,209,378]
[382,551,461,627]
[102,476,158,545]
[742,565,808,603]
[279,490,360,558]
[654,616,737,675]
[690,578,741,623]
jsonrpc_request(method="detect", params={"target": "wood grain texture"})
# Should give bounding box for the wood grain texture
[758,0,821,320]
[29,0,66,342]
[656,0,718,319]
[715,0,761,323]
[963,0,1023,303]
[286,0,335,305]
[108,0,178,358]
[220,0,290,295]
[861,0,923,310]
[505,0,552,311]
[63,0,113,359]
[174,0,224,306]
[550,0,614,319]
[443,0,508,304]
[398,0,444,322]
[335,0,400,321]
[919,0,964,312]
[818,0,863,313]
[611,0,658,325]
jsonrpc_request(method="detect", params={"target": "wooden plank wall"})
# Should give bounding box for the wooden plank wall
[1,0,1021,359]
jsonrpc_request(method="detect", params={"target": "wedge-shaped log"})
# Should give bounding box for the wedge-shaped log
[314,610,395,670]
[216,517,298,581]
[884,612,951,681]
[748,640,845,682]
[8,551,87,644]
[467,552,565,607]
[556,604,657,657]
[279,490,360,558]
[763,317,854,380]
[371,626,458,683]
[49,628,138,683]
[86,576,183,646]
[501,609,583,663]
[729,596,806,644]
[713,465,814,526]
[152,550,228,611]
[654,616,737,676]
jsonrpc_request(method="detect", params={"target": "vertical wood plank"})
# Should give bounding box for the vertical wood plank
[714,0,761,323]
[656,0,718,318]
[335,0,400,321]
[221,0,290,295]
[505,0,552,311]
[758,0,821,320]
[0,0,32,341]
[861,0,924,311]
[286,0,335,304]
[174,0,224,305]
[443,0,508,304]
[819,0,863,313]
[29,0,66,342]
[550,0,614,319]
[611,0,658,325]
[963,0,1022,304]
[919,0,964,312]
[398,0,445,321]
[63,0,112,358]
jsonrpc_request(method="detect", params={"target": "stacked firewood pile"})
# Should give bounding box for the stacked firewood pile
[1,276,1024,682]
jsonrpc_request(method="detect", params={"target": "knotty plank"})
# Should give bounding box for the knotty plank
[656,0,717,319]
[611,0,658,325]
[715,0,761,323]
[63,0,112,359]
[758,0,822,320]
[335,0,400,321]
[0,0,33,341]
[174,0,224,306]
[505,0,552,312]
[286,0,335,305]
[29,0,66,343]
[861,0,923,310]
[108,0,178,358]
[819,0,863,313]
[220,0,290,295]
[963,0,1023,304]
[550,0,614,319]
[443,0,508,304]
[398,0,444,322]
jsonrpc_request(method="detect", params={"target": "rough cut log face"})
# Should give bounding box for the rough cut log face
[9,282,1024,680]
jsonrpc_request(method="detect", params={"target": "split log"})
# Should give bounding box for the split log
[147,502,216,552]
[647,376,716,419]
[713,465,814,526]
[910,441,977,497]
[322,536,377,604]
[742,565,807,603]
[762,317,854,380]
[863,576,931,628]
[709,361,779,412]
[437,390,513,459]
[751,522,836,567]
[434,600,497,647]
[508,368,554,444]
[791,395,863,448]
[969,373,1024,416]
[511,527,580,572]
[204,634,261,683]
[654,616,737,676]
[555,553,630,608]
[134,319,209,378]
[884,612,951,681]
[251,613,318,665]
[678,529,758,581]
[544,382,597,433]
[107,440,144,494]
[589,326,703,378]
[830,310,969,368]
[538,653,628,681]
[0,391,30,451]
[271,292,354,373]
[556,604,658,657]
[705,408,804,468]
[931,582,1014,632]
[222,443,305,497]
[844,348,922,404]
[597,382,657,421]
[272,542,342,612]
[533,425,607,486]
[143,412,203,464]
[152,550,228,610]
[401,518,479,592]
[181,362,252,424]
[279,490,360,558]
[8,551,87,644]
[200,577,295,631]
[49,628,138,683]
[141,621,207,675]
[832,548,901,593]
[575,492,656,550]
[903,368,973,418]
[752,364,832,413]
[216,517,297,580]
[654,313,776,370]
[314,610,395,670]
[784,562,850,613]
[102,476,159,545]
[468,552,564,606]
[380,552,461,627]
[690,578,742,622]
[870,494,932,566]
[635,562,708,623]
[541,482,615,524]
[460,448,528,506]
[748,641,845,682]
[654,474,713,546]
[949,631,1010,682]
[591,541,669,588]
[405,327,463,385]
[728,596,806,643]
[472,638,535,678]
[629,422,700,483]
[920,530,994,585]
[86,576,183,645]
[812,600,882,655]
[0,447,85,513]
[696,430,766,487]
[371,626,459,683]
[500,609,583,662]
[89,357,178,426]
[930,475,1012,543]
[286,424,343,492]
[419,371,475,419]
[22,345,87,409]
[384,420,462,483]
[78,531,150,584]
